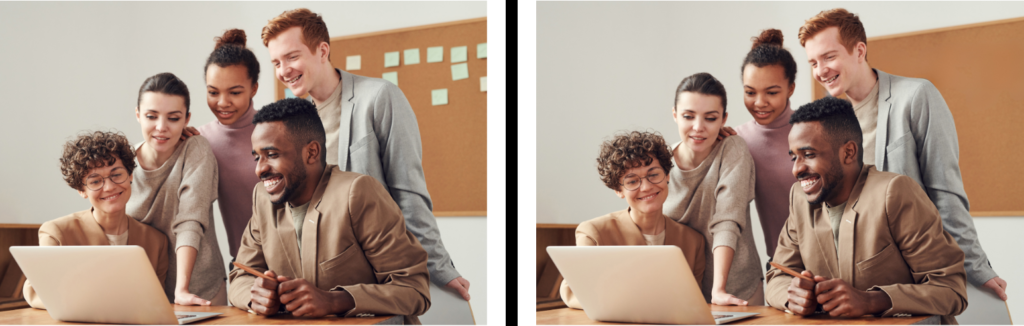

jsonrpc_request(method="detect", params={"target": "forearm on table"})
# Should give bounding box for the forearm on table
[175,246,198,293]
[712,246,735,293]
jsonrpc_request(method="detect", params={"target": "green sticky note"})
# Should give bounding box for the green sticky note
[451,63,469,81]
[382,72,398,86]
[431,89,448,106]
[404,48,420,65]
[427,46,444,63]
[477,43,487,59]
[451,46,467,63]
[480,76,487,92]
[384,51,400,68]
[346,55,361,71]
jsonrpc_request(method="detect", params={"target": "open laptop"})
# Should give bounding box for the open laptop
[10,246,221,324]
[547,245,758,324]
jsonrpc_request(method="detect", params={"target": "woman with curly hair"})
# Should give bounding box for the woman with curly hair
[665,72,762,305]
[558,130,706,309]
[23,131,169,309]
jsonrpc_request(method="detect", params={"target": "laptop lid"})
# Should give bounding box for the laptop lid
[11,246,178,325]
[547,245,716,324]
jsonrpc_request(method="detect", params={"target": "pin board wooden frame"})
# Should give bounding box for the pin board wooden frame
[812,17,1024,216]
[276,18,487,217]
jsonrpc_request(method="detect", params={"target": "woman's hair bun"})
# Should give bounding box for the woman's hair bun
[215,29,247,49]
[751,28,784,49]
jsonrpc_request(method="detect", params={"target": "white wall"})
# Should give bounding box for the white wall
[537,1,1024,322]
[0,1,488,323]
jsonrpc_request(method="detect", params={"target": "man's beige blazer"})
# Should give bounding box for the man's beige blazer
[23,209,169,309]
[560,209,706,309]
[766,165,967,324]
[228,165,430,324]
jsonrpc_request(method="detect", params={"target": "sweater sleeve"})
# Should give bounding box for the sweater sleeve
[172,136,219,252]
[708,137,757,251]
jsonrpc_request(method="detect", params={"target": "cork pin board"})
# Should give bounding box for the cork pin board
[812,17,1024,216]
[276,17,487,216]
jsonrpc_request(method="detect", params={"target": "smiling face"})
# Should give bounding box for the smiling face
[613,157,669,216]
[267,26,324,98]
[77,157,133,215]
[206,64,258,125]
[136,92,189,153]
[789,122,845,205]
[804,26,866,97]
[251,121,308,206]
[673,92,727,153]
[743,64,794,125]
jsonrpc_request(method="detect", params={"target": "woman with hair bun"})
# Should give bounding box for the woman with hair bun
[664,72,762,305]
[193,28,262,267]
[733,28,800,262]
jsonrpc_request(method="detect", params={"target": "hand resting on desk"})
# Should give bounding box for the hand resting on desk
[813,275,892,318]
[278,275,355,318]
[250,270,282,316]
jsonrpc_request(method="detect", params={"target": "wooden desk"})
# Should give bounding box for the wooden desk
[0,305,402,325]
[536,305,940,325]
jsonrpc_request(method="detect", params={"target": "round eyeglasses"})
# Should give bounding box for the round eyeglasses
[85,167,129,191]
[620,171,666,191]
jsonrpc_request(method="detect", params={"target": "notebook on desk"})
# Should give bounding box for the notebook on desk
[10,246,220,324]
[547,245,758,325]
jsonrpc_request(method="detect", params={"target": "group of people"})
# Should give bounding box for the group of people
[561,8,1006,323]
[24,8,471,324]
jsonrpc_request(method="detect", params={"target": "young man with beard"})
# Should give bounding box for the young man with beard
[261,8,471,300]
[765,97,967,324]
[227,98,430,324]
[799,8,1006,300]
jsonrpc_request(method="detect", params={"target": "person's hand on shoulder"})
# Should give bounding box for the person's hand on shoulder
[446,277,471,301]
[717,126,737,141]
[814,275,892,318]
[250,270,281,316]
[786,271,818,315]
[279,277,355,318]
[180,126,200,141]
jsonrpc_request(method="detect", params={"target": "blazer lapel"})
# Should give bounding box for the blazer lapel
[811,206,839,279]
[274,204,303,279]
[78,209,115,245]
[874,69,893,171]
[837,166,869,284]
[300,168,333,283]
[612,209,647,246]
[338,69,355,170]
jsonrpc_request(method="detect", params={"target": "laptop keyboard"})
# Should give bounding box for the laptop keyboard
[713,314,734,319]
[176,315,197,319]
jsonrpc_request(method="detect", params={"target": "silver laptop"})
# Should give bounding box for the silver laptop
[10,246,220,324]
[547,245,758,324]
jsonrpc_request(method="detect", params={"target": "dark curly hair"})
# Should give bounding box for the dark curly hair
[741,28,797,86]
[675,72,728,114]
[790,96,863,165]
[205,28,260,86]
[60,130,137,191]
[253,98,327,167]
[597,130,674,191]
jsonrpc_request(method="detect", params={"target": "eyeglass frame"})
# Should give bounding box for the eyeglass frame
[84,167,130,191]
[618,170,667,192]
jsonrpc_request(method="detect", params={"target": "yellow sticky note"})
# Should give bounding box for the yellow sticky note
[451,63,469,81]
[431,89,448,106]
[427,46,444,63]
[346,55,361,71]
[477,43,487,59]
[384,51,400,68]
[451,46,468,63]
[404,48,420,65]
[480,76,487,92]
[382,72,398,86]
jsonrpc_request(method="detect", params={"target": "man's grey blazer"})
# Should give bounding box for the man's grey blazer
[323,68,460,285]
[873,68,996,286]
